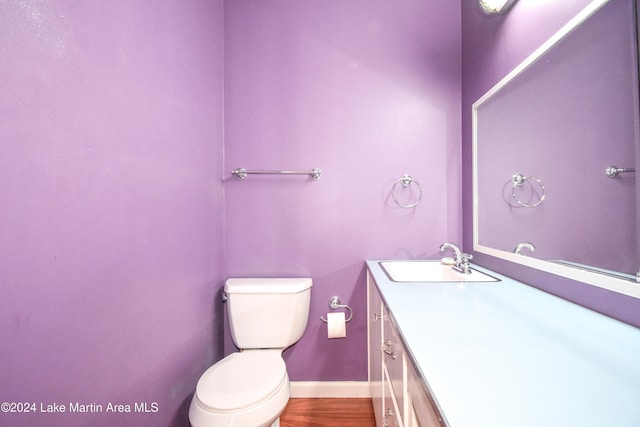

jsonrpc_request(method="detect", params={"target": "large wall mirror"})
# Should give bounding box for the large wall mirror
[473,0,640,298]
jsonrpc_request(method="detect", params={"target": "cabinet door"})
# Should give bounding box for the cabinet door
[407,360,445,427]
[368,273,384,425]
[383,367,404,427]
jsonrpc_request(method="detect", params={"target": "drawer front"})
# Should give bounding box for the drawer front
[383,367,404,427]
[383,310,405,424]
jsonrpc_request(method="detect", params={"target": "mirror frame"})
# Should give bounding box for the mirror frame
[472,0,640,299]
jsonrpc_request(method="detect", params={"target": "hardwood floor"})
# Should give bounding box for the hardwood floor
[280,398,376,427]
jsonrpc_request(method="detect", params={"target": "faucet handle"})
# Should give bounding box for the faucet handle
[457,252,473,274]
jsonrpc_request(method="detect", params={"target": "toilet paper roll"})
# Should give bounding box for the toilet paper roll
[326,312,347,339]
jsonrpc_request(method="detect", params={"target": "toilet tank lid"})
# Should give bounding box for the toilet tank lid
[225,277,312,294]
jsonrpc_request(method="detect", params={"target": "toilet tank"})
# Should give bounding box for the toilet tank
[224,278,312,349]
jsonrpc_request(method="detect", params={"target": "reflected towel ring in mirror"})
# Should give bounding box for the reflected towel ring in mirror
[511,173,546,208]
[391,174,423,209]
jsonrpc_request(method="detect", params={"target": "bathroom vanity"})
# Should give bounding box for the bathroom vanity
[366,260,640,427]
[368,268,444,427]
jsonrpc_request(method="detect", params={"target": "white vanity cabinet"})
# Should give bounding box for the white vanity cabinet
[368,271,446,427]
[368,273,385,424]
[367,260,640,427]
[368,271,404,427]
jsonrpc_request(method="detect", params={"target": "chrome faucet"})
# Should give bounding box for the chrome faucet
[439,242,473,274]
[514,242,535,256]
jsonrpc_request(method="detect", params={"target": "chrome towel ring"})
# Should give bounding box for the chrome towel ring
[391,174,423,209]
[511,173,545,208]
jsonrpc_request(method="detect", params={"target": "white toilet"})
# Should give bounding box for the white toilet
[189,277,313,427]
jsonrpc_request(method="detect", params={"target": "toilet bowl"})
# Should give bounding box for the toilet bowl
[189,351,289,427]
[189,278,312,427]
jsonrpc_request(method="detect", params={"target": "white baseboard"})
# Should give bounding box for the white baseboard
[290,381,371,398]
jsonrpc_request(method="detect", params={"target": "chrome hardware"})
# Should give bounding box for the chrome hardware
[605,166,635,177]
[511,173,546,207]
[440,242,473,274]
[514,242,536,256]
[231,167,322,180]
[382,340,396,359]
[391,174,423,208]
[221,292,228,303]
[440,242,461,263]
[320,296,353,323]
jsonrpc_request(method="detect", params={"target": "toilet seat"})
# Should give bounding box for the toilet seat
[195,351,287,412]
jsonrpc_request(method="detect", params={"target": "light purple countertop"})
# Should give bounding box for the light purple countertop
[366,260,640,427]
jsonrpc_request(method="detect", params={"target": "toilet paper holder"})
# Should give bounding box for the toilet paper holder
[320,296,353,323]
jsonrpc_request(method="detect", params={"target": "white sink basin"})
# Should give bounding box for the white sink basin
[379,261,500,282]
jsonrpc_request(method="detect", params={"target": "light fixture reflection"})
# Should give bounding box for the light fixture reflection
[478,0,518,14]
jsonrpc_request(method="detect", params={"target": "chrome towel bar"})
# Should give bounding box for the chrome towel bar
[231,167,322,180]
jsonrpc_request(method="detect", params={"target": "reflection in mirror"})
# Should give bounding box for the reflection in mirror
[473,0,640,297]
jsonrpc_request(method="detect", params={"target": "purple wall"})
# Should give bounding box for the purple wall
[223,0,461,381]
[462,0,640,327]
[0,1,224,426]
[5,1,637,424]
